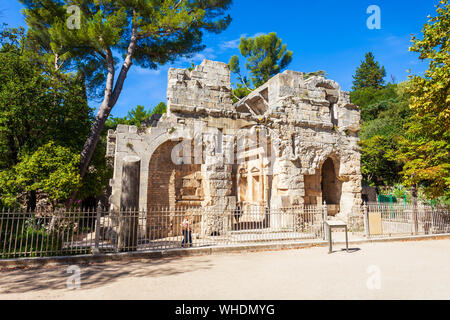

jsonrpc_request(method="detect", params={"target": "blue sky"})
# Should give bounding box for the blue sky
[0,0,438,118]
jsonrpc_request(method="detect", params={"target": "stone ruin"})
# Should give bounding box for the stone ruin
[106,59,362,237]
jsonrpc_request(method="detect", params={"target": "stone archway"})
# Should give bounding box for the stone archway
[147,140,178,209]
[147,139,203,209]
[146,139,203,239]
[303,155,342,210]
[321,157,342,215]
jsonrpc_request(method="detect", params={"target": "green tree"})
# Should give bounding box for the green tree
[350,84,398,122]
[352,52,386,90]
[0,26,110,207]
[0,26,92,164]
[20,0,233,181]
[106,102,167,129]
[229,32,293,89]
[15,142,82,204]
[358,82,412,186]
[395,0,450,199]
[0,142,82,207]
[360,135,402,186]
[126,105,151,126]
[150,102,167,115]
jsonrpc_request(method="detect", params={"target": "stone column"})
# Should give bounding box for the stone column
[118,156,140,251]
[201,132,235,236]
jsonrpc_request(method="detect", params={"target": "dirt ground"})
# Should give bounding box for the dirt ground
[0,239,449,300]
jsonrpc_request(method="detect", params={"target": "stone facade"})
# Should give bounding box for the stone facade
[107,59,362,233]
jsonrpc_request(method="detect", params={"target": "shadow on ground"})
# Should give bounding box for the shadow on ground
[0,256,213,294]
[327,247,361,254]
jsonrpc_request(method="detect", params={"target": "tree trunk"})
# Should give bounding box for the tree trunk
[79,31,137,179]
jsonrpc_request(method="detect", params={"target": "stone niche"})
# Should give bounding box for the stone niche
[107,59,363,237]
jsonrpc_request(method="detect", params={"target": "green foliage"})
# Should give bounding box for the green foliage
[231,85,252,104]
[395,0,450,199]
[350,84,398,122]
[0,219,63,258]
[228,54,240,74]
[151,102,167,115]
[0,26,110,206]
[351,51,412,188]
[360,135,404,187]
[352,52,386,91]
[304,70,326,80]
[228,33,326,102]
[187,62,196,71]
[8,142,81,205]
[127,105,152,126]
[76,136,112,201]
[106,102,167,129]
[391,184,411,203]
[229,32,293,89]
[20,0,232,180]
[0,27,86,167]
[356,80,412,187]
[0,169,21,208]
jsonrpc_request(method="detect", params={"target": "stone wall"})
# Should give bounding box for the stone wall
[167,60,234,116]
[107,59,363,234]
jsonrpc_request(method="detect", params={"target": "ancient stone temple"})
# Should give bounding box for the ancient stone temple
[106,59,362,228]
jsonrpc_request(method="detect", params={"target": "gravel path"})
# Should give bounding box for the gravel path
[1,239,449,300]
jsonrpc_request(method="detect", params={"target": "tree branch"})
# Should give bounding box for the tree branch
[111,17,138,107]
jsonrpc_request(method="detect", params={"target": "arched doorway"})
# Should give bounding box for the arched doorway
[147,139,203,238]
[147,140,203,209]
[321,158,342,215]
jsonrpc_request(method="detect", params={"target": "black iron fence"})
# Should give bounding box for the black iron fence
[0,205,324,259]
[1,203,449,259]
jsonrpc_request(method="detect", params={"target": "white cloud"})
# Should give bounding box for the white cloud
[218,32,266,51]
[219,38,240,50]
[133,67,161,76]
[180,47,217,63]
[251,32,265,38]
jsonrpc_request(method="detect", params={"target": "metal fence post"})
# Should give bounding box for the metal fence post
[412,184,419,235]
[93,201,102,255]
[363,202,370,238]
[323,201,328,240]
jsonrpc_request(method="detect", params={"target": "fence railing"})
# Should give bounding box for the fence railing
[1,203,449,259]
[365,203,450,237]
[0,205,324,259]
[0,208,97,259]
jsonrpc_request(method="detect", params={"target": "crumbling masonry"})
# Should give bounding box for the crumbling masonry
[106,60,362,235]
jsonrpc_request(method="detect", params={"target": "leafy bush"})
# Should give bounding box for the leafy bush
[0,217,62,258]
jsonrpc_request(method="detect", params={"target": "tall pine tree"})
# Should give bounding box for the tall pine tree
[352,52,386,90]
[20,0,233,182]
[229,32,293,89]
